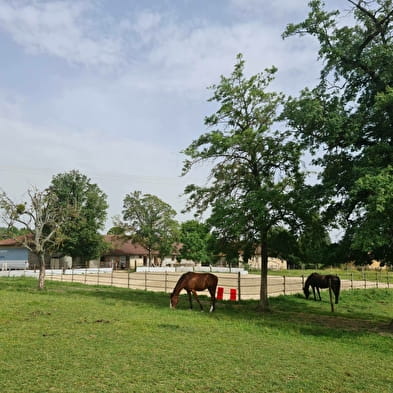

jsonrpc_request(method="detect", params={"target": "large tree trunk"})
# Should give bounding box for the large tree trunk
[38,253,46,290]
[258,235,270,312]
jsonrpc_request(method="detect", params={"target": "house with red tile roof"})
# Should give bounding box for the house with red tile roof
[0,235,179,269]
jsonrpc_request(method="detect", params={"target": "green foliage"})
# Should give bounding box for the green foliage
[179,220,212,263]
[283,0,393,263]
[0,225,29,239]
[106,225,125,236]
[182,54,308,309]
[122,191,179,265]
[48,170,109,264]
[351,166,393,262]
[267,227,302,267]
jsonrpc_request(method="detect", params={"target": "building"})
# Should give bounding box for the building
[0,237,42,269]
[0,237,29,269]
[242,247,288,270]
[100,235,156,269]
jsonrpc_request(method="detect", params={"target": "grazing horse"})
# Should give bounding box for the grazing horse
[170,272,218,312]
[303,272,341,304]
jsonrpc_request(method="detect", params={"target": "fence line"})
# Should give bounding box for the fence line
[46,269,392,300]
[1,268,391,300]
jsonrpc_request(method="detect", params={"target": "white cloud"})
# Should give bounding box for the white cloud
[0,0,125,68]
[229,0,310,20]
[132,10,162,36]
[122,15,320,97]
[0,113,205,228]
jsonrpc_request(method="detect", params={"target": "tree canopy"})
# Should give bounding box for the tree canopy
[179,220,212,264]
[182,54,308,310]
[48,170,109,265]
[121,191,179,266]
[283,0,393,264]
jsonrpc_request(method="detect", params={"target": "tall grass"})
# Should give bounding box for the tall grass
[0,277,392,393]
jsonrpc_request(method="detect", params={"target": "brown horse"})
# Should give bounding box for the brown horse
[303,272,341,304]
[170,272,218,312]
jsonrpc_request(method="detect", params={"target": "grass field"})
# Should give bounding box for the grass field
[0,277,392,393]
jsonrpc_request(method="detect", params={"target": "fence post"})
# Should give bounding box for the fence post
[72,267,74,283]
[237,272,241,301]
[144,270,147,291]
[350,272,353,290]
[128,269,130,289]
[328,278,334,313]
[165,271,168,293]
[97,267,99,286]
[84,267,87,284]
[283,275,286,296]
[376,271,378,288]
[387,271,390,289]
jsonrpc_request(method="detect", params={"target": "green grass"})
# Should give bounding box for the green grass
[1,277,392,393]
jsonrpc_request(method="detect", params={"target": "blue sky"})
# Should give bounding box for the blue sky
[0,0,346,231]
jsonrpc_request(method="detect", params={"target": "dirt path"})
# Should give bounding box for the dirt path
[47,271,391,300]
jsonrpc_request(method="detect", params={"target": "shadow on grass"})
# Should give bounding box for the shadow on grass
[2,276,392,338]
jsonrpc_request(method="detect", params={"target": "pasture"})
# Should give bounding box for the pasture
[0,277,392,393]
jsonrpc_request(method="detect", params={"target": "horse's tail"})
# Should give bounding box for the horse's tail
[333,276,341,304]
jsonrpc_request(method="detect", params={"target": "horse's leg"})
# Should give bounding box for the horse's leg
[312,286,317,301]
[208,286,216,312]
[192,290,204,311]
[316,287,321,301]
[334,287,339,304]
[187,290,193,309]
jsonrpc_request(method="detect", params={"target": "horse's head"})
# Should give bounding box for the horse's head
[303,286,310,299]
[170,292,179,309]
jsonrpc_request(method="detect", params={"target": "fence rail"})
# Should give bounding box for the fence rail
[0,268,393,300]
[1,268,391,300]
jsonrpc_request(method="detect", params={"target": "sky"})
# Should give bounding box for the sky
[0,0,348,232]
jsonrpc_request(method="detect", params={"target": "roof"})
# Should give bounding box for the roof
[0,235,178,257]
[103,235,155,256]
[0,237,24,246]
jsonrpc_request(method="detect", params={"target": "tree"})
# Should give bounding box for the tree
[0,188,68,289]
[179,220,212,264]
[0,226,29,239]
[121,191,179,266]
[48,170,109,266]
[350,166,393,265]
[267,227,301,268]
[283,0,393,264]
[297,215,332,268]
[182,54,307,311]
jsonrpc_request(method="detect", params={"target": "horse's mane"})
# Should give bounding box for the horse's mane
[304,272,318,286]
[171,272,191,296]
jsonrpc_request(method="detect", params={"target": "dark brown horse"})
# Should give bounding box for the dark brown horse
[170,272,218,312]
[303,272,341,304]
